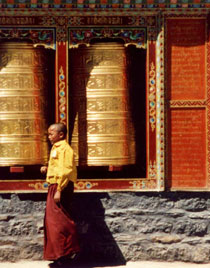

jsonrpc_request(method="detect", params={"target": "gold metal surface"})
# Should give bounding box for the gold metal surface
[0,42,49,166]
[69,42,135,166]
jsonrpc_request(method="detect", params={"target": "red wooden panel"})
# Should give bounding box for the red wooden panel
[167,19,206,100]
[167,18,208,190]
[168,109,207,188]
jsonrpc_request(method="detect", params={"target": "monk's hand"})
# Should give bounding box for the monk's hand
[54,190,61,203]
[40,166,48,174]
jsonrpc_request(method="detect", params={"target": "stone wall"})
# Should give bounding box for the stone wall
[1,191,210,264]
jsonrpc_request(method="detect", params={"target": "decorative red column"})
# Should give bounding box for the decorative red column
[147,27,157,181]
[55,24,68,125]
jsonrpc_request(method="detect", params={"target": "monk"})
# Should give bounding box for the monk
[40,123,80,267]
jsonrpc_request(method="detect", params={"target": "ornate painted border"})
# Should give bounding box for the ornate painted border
[0,178,159,192]
[148,62,156,132]
[58,65,67,123]
[69,28,147,48]
[0,1,210,9]
[156,14,165,190]
[170,100,207,107]
[0,27,55,49]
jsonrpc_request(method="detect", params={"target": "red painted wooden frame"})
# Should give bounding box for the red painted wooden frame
[0,12,164,192]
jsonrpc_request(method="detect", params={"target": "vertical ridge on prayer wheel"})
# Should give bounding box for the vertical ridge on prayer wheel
[69,42,136,166]
[0,42,49,166]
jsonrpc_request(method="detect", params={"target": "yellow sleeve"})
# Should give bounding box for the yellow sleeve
[56,147,74,191]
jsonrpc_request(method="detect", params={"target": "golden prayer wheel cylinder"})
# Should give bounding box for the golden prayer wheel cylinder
[69,42,136,166]
[0,41,49,166]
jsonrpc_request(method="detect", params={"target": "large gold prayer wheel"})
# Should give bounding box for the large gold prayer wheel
[69,42,136,166]
[0,42,49,166]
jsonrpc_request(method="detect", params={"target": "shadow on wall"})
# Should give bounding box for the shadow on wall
[70,193,126,267]
[8,192,126,265]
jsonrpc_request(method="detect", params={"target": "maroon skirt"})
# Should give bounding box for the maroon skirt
[44,183,80,261]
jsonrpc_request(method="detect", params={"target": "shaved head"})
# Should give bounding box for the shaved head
[50,123,67,138]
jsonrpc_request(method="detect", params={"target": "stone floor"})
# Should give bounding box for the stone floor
[1,261,210,268]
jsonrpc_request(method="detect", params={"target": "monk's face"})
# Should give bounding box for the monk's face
[48,126,63,145]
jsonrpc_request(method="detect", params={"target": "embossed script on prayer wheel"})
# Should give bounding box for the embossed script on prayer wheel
[69,42,136,166]
[0,42,48,166]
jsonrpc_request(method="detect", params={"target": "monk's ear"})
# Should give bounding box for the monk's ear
[59,131,65,139]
